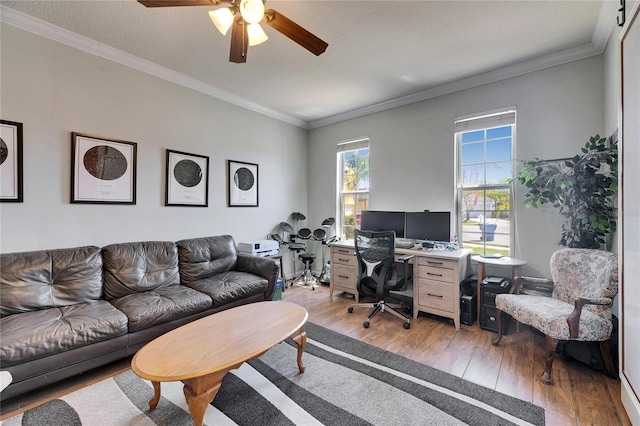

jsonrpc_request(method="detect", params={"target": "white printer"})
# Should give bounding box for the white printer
[238,239,279,257]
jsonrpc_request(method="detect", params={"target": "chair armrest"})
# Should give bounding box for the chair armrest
[397,254,414,262]
[567,297,613,338]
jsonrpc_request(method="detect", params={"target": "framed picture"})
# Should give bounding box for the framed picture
[71,132,137,204]
[0,120,23,202]
[165,149,209,207]
[227,160,258,207]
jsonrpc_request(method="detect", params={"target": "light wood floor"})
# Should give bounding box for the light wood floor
[283,283,631,426]
[1,283,631,425]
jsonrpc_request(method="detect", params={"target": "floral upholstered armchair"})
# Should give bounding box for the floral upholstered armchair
[492,248,618,385]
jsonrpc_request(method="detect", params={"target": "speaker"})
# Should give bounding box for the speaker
[460,294,477,326]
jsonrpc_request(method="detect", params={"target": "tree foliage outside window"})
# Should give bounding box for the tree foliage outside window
[338,145,369,239]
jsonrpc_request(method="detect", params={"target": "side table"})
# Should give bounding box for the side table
[471,255,527,323]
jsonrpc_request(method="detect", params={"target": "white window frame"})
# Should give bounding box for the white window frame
[454,108,516,256]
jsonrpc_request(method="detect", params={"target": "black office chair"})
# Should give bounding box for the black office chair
[347,230,414,329]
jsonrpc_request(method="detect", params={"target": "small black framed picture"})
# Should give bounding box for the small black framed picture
[0,120,23,202]
[227,160,258,207]
[166,149,209,207]
[71,132,137,204]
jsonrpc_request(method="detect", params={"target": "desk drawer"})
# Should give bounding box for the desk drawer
[332,251,357,267]
[333,264,356,288]
[418,279,454,312]
[418,265,454,283]
[418,257,454,269]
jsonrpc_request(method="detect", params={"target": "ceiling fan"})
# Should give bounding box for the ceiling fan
[138,0,328,63]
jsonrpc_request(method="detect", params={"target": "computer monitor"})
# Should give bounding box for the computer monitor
[404,211,451,242]
[359,210,405,238]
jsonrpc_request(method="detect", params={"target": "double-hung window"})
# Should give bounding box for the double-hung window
[337,138,370,240]
[455,109,516,256]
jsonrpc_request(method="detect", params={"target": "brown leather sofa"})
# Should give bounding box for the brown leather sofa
[0,235,278,402]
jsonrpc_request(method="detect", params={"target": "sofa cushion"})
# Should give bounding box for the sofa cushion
[183,271,268,307]
[109,284,212,332]
[176,235,237,283]
[0,300,128,366]
[1,246,103,316]
[102,241,180,300]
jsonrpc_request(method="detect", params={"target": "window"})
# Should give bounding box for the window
[337,138,370,240]
[455,109,515,256]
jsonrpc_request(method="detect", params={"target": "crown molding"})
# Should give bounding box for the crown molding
[592,0,617,53]
[2,3,615,131]
[0,6,309,129]
[308,42,602,129]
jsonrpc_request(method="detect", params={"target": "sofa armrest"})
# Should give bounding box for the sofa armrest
[236,254,279,299]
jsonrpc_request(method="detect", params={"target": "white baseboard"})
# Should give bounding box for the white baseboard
[621,374,640,425]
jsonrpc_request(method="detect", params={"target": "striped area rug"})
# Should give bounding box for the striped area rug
[1,322,544,425]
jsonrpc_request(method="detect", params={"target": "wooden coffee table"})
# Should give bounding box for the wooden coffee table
[131,301,308,426]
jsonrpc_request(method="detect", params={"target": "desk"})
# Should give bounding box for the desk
[471,255,527,323]
[329,241,471,329]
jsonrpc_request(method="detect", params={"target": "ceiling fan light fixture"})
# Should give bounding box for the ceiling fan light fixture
[209,8,234,35]
[240,0,265,25]
[247,23,268,46]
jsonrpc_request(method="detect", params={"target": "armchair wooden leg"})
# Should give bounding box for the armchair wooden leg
[542,336,558,385]
[491,308,504,346]
[600,340,617,379]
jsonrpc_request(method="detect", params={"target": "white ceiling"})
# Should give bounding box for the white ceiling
[1,0,614,128]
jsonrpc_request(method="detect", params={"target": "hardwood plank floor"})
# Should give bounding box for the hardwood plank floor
[1,283,632,425]
[284,283,632,426]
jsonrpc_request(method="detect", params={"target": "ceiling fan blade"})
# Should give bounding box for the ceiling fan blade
[229,18,248,63]
[263,9,328,56]
[138,0,226,7]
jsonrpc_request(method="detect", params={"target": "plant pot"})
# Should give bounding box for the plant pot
[478,223,497,241]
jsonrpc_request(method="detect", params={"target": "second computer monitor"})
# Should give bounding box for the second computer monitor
[405,211,451,242]
[360,210,405,238]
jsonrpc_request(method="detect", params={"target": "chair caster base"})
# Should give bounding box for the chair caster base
[403,322,410,329]
[363,321,370,328]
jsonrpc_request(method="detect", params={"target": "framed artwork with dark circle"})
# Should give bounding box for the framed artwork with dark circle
[166,149,209,207]
[71,132,137,204]
[0,119,23,202]
[227,160,258,207]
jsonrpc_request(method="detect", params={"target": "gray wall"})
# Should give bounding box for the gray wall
[0,26,309,267]
[0,22,608,279]
[308,55,605,278]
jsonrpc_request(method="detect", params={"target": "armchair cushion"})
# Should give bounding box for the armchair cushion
[495,295,612,341]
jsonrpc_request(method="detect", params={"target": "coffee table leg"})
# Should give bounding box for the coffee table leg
[182,369,233,426]
[183,382,221,426]
[291,326,307,373]
[149,381,161,410]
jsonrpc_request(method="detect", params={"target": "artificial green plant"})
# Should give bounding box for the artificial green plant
[513,134,618,249]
